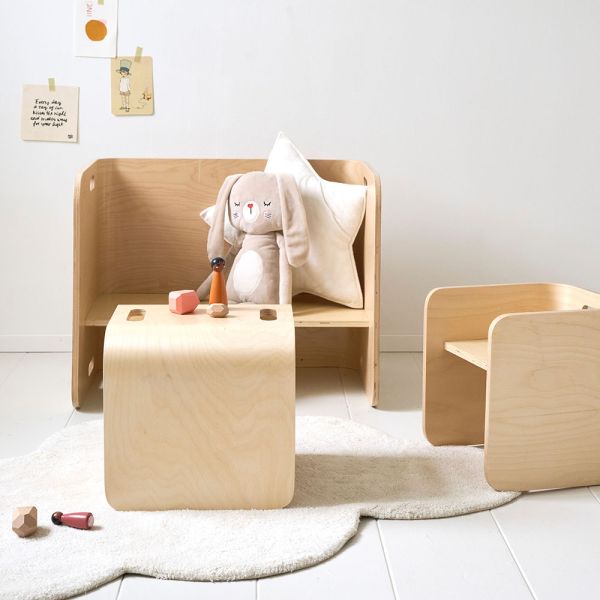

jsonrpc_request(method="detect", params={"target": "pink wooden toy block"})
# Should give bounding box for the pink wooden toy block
[169,290,199,315]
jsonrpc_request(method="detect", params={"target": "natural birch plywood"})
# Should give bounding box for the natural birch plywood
[424,282,600,492]
[444,340,488,370]
[423,283,559,446]
[485,308,600,491]
[103,304,295,510]
[84,293,372,328]
[72,158,380,409]
[85,293,168,326]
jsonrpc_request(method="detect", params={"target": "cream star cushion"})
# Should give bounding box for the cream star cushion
[200,133,367,308]
[265,133,366,308]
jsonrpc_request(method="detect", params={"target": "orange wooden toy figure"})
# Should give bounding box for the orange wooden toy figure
[208,257,229,318]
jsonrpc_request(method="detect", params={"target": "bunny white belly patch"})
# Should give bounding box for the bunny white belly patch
[233,250,264,297]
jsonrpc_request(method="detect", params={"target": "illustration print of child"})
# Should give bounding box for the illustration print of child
[116,59,132,112]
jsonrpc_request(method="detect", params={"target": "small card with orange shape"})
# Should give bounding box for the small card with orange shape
[21,85,79,143]
[74,0,118,58]
[111,56,154,116]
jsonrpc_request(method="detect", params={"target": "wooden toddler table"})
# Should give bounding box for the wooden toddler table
[103,303,295,510]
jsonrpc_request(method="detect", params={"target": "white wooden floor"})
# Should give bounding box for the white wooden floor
[2,352,600,600]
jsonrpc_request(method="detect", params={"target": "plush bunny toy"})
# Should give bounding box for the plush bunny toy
[198,171,309,304]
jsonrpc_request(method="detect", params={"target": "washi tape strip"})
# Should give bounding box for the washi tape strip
[48,78,56,92]
[135,47,143,62]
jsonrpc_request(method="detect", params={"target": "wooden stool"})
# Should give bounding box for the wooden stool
[423,283,600,492]
[103,304,295,510]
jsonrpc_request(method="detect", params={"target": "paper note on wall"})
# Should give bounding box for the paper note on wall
[111,57,154,116]
[74,0,118,57]
[21,85,79,143]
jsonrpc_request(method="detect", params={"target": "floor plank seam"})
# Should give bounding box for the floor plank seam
[586,486,600,504]
[489,510,538,600]
[63,409,75,428]
[114,575,124,599]
[0,352,26,390]
[336,368,353,421]
[375,520,400,600]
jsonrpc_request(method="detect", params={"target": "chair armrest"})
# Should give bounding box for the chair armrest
[485,307,600,490]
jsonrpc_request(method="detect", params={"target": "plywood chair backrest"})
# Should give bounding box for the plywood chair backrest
[98,159,264,293]
[93,158,376,299]
[549,284,600,311]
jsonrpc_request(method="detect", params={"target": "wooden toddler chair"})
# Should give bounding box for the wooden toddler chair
[423,283,600,491]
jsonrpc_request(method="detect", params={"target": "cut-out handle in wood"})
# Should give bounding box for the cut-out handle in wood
[127,309,146,321]
[260,309,277,321]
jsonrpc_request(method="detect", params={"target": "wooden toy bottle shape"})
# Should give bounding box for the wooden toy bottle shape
[208,257,229,318]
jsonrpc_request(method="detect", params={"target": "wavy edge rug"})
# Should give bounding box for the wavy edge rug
[0,417,520,600]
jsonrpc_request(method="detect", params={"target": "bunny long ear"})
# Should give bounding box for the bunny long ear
[278,174,309,268]
[207,174,242,260]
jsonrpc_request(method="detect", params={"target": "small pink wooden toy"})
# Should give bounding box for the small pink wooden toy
[51,511,94,530]
[169,290,199,315]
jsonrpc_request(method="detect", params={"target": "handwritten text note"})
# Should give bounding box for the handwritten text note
[21,85,79,143]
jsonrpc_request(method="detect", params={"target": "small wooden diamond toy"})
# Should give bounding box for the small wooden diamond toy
[12,506,37,538]
[51,511,94,530]
[169,290,200,315]
[208,257,229,318]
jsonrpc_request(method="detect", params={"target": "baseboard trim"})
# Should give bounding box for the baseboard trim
[0,334,423,354]
[380,334,423,352]
[0,335,72,352]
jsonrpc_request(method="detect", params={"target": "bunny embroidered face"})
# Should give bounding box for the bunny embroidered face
[263,201,273,220]
[242,200,259,223]
[227,172,283,235]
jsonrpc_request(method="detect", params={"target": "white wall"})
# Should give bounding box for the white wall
[1,0,600,351]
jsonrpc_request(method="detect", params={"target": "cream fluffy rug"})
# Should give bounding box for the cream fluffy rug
[0,417,519,600]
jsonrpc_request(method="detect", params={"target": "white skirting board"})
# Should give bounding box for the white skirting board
[0,335,72,352]
[0,334,424,353]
